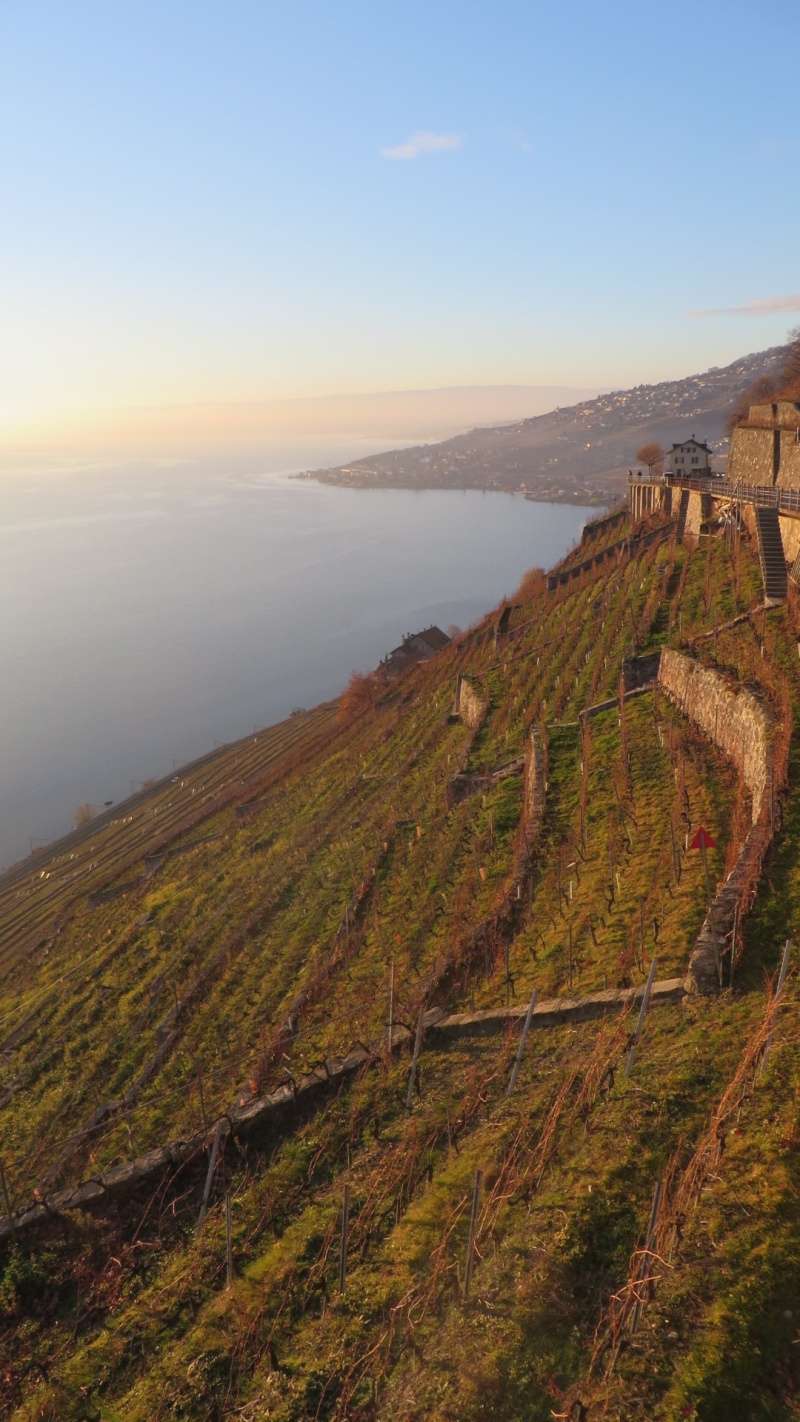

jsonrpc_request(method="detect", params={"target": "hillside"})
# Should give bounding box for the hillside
[2,505,800,1420]
[300,343,790,505]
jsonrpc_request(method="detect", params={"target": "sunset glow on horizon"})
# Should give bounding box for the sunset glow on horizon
[2,0,798,452]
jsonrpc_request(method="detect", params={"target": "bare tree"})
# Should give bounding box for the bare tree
[73,803,97,829]
[636,441,664,475]
[338,671,382,724]
[726,375,777,434]
[726,331,800,433]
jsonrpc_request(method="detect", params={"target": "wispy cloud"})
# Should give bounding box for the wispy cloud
[690,294,800,317]
[380,130,462,161]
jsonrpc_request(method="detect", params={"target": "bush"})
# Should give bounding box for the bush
[516,566,546,600]
[338,671,383,724]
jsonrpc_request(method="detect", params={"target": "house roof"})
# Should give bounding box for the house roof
[409,626,450,652]
[669,438,711,454]
[381,625,451,675]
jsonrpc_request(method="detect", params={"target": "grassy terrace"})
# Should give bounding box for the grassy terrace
[2,520,799,1420]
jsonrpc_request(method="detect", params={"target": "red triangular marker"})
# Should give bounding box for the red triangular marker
[690,826,716,851]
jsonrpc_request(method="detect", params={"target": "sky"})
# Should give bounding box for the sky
[1,0,798,445]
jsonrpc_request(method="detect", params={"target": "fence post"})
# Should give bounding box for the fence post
[463,1169,482,1301]
[624,958,658,1077]
[506,988,538,1097]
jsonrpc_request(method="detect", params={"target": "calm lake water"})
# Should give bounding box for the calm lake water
[1,453,594,869]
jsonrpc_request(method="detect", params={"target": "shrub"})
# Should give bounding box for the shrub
[338,670,383,724]
[516,566,546,600]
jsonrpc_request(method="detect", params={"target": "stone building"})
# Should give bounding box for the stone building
[381,625,450,678]
[729,399,800,490]
[728,397,800,565]
[667,437,712,477]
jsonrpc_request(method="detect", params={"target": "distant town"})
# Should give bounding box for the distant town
[297,343,788,506]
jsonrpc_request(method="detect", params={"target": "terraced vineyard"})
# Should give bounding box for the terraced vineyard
[1,507,798,1422]
[0,702,339,971]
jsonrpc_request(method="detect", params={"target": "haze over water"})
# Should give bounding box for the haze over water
[2,450,594,870]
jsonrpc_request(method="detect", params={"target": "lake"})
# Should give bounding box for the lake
[1,453,595,869]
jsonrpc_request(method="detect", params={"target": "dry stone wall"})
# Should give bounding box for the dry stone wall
[655,648,775,994]
[657,649,772,820]
[452,674,488,730]
[523,723,547,834]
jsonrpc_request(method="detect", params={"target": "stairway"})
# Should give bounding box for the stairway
[675,490,689,544]
[755,505,788,600]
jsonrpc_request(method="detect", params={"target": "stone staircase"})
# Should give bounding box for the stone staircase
[675,489,689,544]
[755,505,787,600]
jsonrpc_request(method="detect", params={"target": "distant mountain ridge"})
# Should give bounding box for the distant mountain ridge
[302,342,790,505]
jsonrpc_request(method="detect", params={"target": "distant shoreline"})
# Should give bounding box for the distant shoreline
[292,467,610,507]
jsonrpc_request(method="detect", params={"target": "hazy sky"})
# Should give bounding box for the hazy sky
[2,0,798,438]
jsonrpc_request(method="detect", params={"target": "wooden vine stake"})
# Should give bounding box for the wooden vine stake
[405,1004,426,1110]
[338,1184,351,1292]
[462,1168,482,1301]
[506,988,538,1096]
[629,1175,663,1334]
[387,956,395,1055]
[728,902,739,989]
[196,1120,224,1229]
[225,1191,234,1288]
[0,1159,13,1218]
[761,939,791,1074]
[624,957,658,1078]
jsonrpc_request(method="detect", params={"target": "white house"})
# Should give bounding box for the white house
[667,437,713,477]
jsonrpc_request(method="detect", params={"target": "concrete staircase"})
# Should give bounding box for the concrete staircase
[755,505,787,600]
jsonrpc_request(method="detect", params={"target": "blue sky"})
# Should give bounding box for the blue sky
[1,0,798,430]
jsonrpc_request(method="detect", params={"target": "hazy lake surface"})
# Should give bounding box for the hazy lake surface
[1,454,594,869]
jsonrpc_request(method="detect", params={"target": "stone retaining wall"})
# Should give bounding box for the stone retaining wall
[657,649,772,819]
[655,648,776,994]
[452,674,488,730]
[523,723,548,832]
[446,758,524,808]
